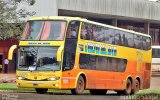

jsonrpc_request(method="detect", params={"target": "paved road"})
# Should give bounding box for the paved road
[150,71,160,89]
[0,72,160,100]
[0,92,123,100]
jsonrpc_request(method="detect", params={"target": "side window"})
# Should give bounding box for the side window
[86,24,94,40]
[96,57,107,70]
[116,59,127,72]
[96,26,105,42]
[142,37,147,50]
[92,25,98,41]
[88,55,96,70]
[107,58,118,72]
[109,30,134,48]
[146,37,151,50]
[134,35,142,49]
[79,54,127,72]
[79,54,96,70]
[80,23,106,42]
[66,21,80,39]
[121,32,129,47]
[142,37,151,50]
[81,22,92,40]
[79,54,89,69]
[105,28,115,44]
[114,30,121,45]
[101,57,127,72]
[125,33,134,47]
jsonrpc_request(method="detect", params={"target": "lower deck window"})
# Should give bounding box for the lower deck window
[79,54,127,72]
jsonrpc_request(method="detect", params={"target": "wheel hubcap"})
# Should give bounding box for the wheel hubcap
[127,82,131,93]
[135,82,139,91]
[78,80,83,89]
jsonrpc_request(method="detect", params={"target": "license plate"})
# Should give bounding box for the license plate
[33,83,38,86]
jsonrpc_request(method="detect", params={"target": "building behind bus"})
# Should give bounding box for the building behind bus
[3,0,160,73]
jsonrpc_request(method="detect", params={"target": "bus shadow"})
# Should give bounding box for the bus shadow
[46,92,122,96]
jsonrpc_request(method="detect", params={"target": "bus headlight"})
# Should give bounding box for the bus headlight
[17,76,25,80]
[48,77,60,81]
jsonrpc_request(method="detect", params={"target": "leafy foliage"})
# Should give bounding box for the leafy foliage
[0,0,35,40]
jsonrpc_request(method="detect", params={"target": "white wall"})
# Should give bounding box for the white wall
[58,0,160,21]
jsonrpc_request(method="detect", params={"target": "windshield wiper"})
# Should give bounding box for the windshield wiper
[36,66,60,71]
[28,66,36,71]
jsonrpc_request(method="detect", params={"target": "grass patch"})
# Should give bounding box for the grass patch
[118,89,160,100]
[0,84,34,92]
[136,89,160,95]
[127,89,160,100]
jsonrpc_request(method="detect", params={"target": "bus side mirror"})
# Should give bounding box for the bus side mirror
[8,45,18,60]
[57,45,64,62]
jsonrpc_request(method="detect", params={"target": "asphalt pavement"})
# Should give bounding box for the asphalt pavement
[0,72,160,100]
[0,93,123,100]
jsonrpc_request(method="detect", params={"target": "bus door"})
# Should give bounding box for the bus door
[62,21,80,88]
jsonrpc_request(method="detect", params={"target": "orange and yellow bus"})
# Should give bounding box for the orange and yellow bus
[8,16,152,95]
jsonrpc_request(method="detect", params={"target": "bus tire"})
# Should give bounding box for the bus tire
[71,76,85,95]
[132,79,140,94]
[90,90,107,95]
[35,88,48,94]
[123,79,132,95]
[116,90,124,95]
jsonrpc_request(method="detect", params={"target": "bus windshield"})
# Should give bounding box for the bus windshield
[18,47,60,71]
[21,21,66,40]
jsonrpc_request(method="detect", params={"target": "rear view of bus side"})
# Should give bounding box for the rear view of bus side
[152,46,160,71]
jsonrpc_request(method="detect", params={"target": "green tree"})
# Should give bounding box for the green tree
[0,0,35,40]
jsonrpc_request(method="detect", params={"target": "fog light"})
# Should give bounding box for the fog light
[49,78,56,81]
[55,84,59,87]
[53,84,59,86]
[48,77,60,81]
[17,76,25,80]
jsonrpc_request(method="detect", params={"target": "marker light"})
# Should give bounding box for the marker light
[48,77,60,81]
[17,76,25,80]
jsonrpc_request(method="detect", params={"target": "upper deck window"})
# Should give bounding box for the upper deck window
[21,20,66,40]
[80,22,151,50]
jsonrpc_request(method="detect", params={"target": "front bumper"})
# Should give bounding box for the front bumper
[16,79,61,89]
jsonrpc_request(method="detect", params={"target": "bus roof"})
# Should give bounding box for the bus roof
[152,46,160,49]
[28,16,151,38]
[29,16,82,21]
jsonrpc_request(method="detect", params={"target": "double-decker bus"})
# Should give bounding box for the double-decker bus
[152,46,160,71]
[8,16,152,95]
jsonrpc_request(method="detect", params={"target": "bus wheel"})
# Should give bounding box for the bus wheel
[35,88,48,94]
[132,79,140,94]
[71,76,85,95]
[123,79,132,95]
[90,90,107,95]
[116,90,124,95]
